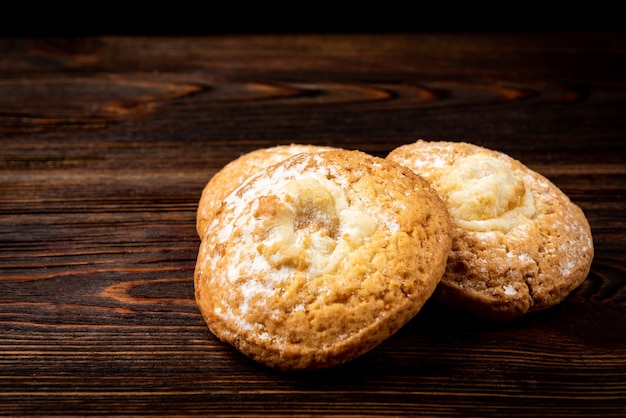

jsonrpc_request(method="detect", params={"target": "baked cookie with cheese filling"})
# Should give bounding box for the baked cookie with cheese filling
[387,140,594,321]
[194,150,452,370]
[196,144,340,238]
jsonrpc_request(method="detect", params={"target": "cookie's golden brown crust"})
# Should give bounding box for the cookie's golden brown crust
[196,144,340,237]
[387,140,594,321]
[194,150,452,370]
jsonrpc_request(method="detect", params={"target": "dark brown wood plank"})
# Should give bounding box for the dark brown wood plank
[0,33,625,416]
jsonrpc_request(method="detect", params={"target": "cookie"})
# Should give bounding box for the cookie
[387,140,594,321]
[194,150,452,370]
[196,144,340,237]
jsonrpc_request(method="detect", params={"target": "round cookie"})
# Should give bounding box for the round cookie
[387,140,594,321]
[196,144,341,238]
[194,150,452,370]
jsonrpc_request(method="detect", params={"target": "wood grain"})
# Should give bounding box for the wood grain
[1,33,625,416]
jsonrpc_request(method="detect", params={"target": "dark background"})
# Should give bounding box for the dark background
[4,4,624,37]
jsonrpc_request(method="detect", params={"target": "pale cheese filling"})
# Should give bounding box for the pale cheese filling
[435,153,535,231]
[257,176,378,277]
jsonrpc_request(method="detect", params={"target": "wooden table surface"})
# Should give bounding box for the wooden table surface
[1,32,625,417]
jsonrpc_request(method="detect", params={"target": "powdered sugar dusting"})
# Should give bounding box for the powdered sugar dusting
[504,285,518,296]
[204,152,406,340]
